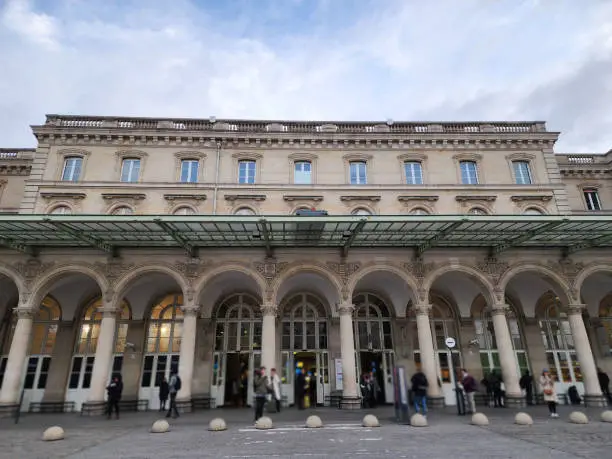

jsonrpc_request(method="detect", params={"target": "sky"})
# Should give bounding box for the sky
[0,0,611,152]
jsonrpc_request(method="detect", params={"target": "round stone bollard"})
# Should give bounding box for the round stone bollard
[255,416,273,430]
[208,418,227,431]
[305,415,323,428]
[410,413,428,427]
[600,411,612,423]
[514,412,533,426]
[42,426,65,442]
[362,414,380,428]
[151,419,170,433]
[569,411,589,424]
[471,412,489,426]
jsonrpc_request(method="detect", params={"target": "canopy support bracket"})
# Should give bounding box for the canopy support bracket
[44,219,114,254]
[417,220,466,256]
[259,219,273,258]
[155,220,198,258]
[342,219,367,257]
[566,232,612,255]
[493,219,568,254]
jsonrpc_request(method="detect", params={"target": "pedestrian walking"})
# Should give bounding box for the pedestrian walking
[461,369,477,414]
[166,368,182,419]
[540,369,558,418]
[106,375,123,420]
[159,377,169,411]
[253,366,270,422]
[410,369,429,415]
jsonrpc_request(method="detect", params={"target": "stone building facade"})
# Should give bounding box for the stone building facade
[0,115,610,413]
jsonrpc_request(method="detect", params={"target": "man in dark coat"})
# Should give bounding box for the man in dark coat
[106,375,123,419]
[411,370,429,415]
[159,377,169,411]
[519,370,534,405]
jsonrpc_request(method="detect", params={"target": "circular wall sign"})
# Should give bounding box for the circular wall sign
[445,337,456,348]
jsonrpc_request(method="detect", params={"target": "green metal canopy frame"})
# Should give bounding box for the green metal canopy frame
[0,214,611,257]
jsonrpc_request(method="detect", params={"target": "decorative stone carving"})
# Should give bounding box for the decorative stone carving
[283,195,323,202]
[94,260,134,283]
[174,260,208,280]
[40,192,87,201]
[13,260,54,284]
[402,261,436,281]
[225,194,266,202]
[181,303,200,316]
[261,303,277,316]
[492,287,506,304]
[455,195,497,202]
[254,259,289,281]
[567,304,586,316]
[14,307,36,319]
[550,259,584,287]
[337,303,354,316]
[413,303,431,316]
[339,195,381,202]
[326,262,361,300]
[476,258,510,284]
[510,195,553,202]
[397,195,439,203]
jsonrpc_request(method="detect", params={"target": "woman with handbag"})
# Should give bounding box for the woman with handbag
[540,369,559,418]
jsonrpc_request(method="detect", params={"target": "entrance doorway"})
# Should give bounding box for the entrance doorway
[358,351,385,404]
[294,351,318,407]
[224,352,249,407]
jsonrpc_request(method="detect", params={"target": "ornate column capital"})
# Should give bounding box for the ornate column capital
[261,302,277,316]
[99,306,120,318]
[181,304,200,317]
[491,303,510,316]
[13,307,36,320]
[567,304,587,315]
[414,303,432,317]
[338,302,354,316]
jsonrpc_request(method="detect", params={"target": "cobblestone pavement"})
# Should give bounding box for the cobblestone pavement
[0,405,610,458]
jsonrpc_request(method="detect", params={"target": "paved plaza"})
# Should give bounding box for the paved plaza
[0,406,610,458]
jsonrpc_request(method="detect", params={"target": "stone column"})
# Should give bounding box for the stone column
[415,303,443,406]
[567,304,606,406]
[0,307,35,409]
[491,303,523,406]
[338,302,360,409]
[177,304,199,410]
[261,303,277,372]
[85,301,118,412]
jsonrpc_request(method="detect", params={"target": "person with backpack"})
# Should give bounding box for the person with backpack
[166,368,182,419]
[411,369,429,415]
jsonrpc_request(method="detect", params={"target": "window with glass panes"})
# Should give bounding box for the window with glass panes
[584,189,602,211]
[352,293,393,351]
[214,294,262,352]
[513,160,532,184]
[599,300,612,356]
[349,161,367,184]
[280,294,328,351]
[146,294,184,353]
[294,161,312,184]
[238,160,256,184]
[538,296,581,384]
[180,159,199,183]
[61,157,83,181]
[404,161,423,185]
[459,160,479,184]
[120,158,141,182]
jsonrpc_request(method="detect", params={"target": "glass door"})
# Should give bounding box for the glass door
[281,351,293,405]
[247,351,261,407]
[21,356,52,411]
[139,354,179,410]
[66,355,95,411]
[211,352,225,407]
[382,351,395,403]
[316,351,330,405]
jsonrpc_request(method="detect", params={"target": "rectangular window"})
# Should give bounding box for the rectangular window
[180,159,199,183]
[513,160,532,184]
[61,157,82,181]
[460,160,479,184]
[404,161,423,185]
[294,161,312,184]
[120,158,141,182]
[584,189,602,210]
[238,160,256,184]
[349,161,367,184]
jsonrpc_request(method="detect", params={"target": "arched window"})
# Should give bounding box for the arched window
[172,206,195,216]
[409,207,429,215]
[146,294,184,353]
[537,292,581,384]
[214,294,261,352]
[472,296,528,376]
[468,207,487,215]
[351,208,372,216]
[111,206,133,215]
[234,207,256,216]
[598,297,612,356]
[50,205,72,215]
[281,293,327,351]
[523,208,544,215]
[352,293,392,351]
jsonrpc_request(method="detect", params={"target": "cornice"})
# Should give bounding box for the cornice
[398,195,439,202]
[510,194,553,202]
[340,195,381,202]
[40,192,87,200]
[101,193,146,201]
[283,195,324,202]
[224,194,266,202]
[163,194,207,201]
[455,195,497,202]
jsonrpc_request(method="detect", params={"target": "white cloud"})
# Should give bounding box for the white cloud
[0,0,611,152]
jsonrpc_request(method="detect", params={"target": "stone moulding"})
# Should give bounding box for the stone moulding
[163,194,207,201]
[340,195,381,202]
[224,194,266,202]
[455,195,497,202]
[397,195,439,202]
[283,195,323,202]
[101,193,146,201]
[510,195,553,202]
[40,192,87,200]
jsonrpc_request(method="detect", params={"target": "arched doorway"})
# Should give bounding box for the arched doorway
[410,298,462,405]
[212,293,261,408]
[536,292,583,399]
[139,294,183,409]
[1,296,61,411]
[280,293,329,407]
[472,295,530,378]
[66,298,130,410]
[353,293,394,404]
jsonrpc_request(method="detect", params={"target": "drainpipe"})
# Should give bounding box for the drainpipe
[212,140,221,215]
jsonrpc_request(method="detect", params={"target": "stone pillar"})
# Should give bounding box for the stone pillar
[0,307,34,410]
[41,321,76,402]
[415,303,443,407]
[338,302,360,409]
[491,303,523,407]
[177,304,199,411]
[261,303,277,372]
[84,301,118,413]
[567,304,606,406]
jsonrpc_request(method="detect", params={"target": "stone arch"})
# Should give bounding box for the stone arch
[574,263,612,297]
[423,264,495,304]
[347,263,419,300]
[29,263,109,308]
[271,262,343,308]
[279,290,330,318]
[194,263,266,303]
[498,262,573,304]
[113,263,189,303]
[0,262,26,297]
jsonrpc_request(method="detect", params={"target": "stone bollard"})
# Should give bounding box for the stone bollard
[568,411,589,424]
[514,412,533,426]
[471,412,489,426]
[600,411,612,423]
[362,414,380,427]
[305,415,323,428]
[410,413,428,427]
[151,419,170,433]
[208,418,227,431]
[42,426,65,442]
[255,416,273,430]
